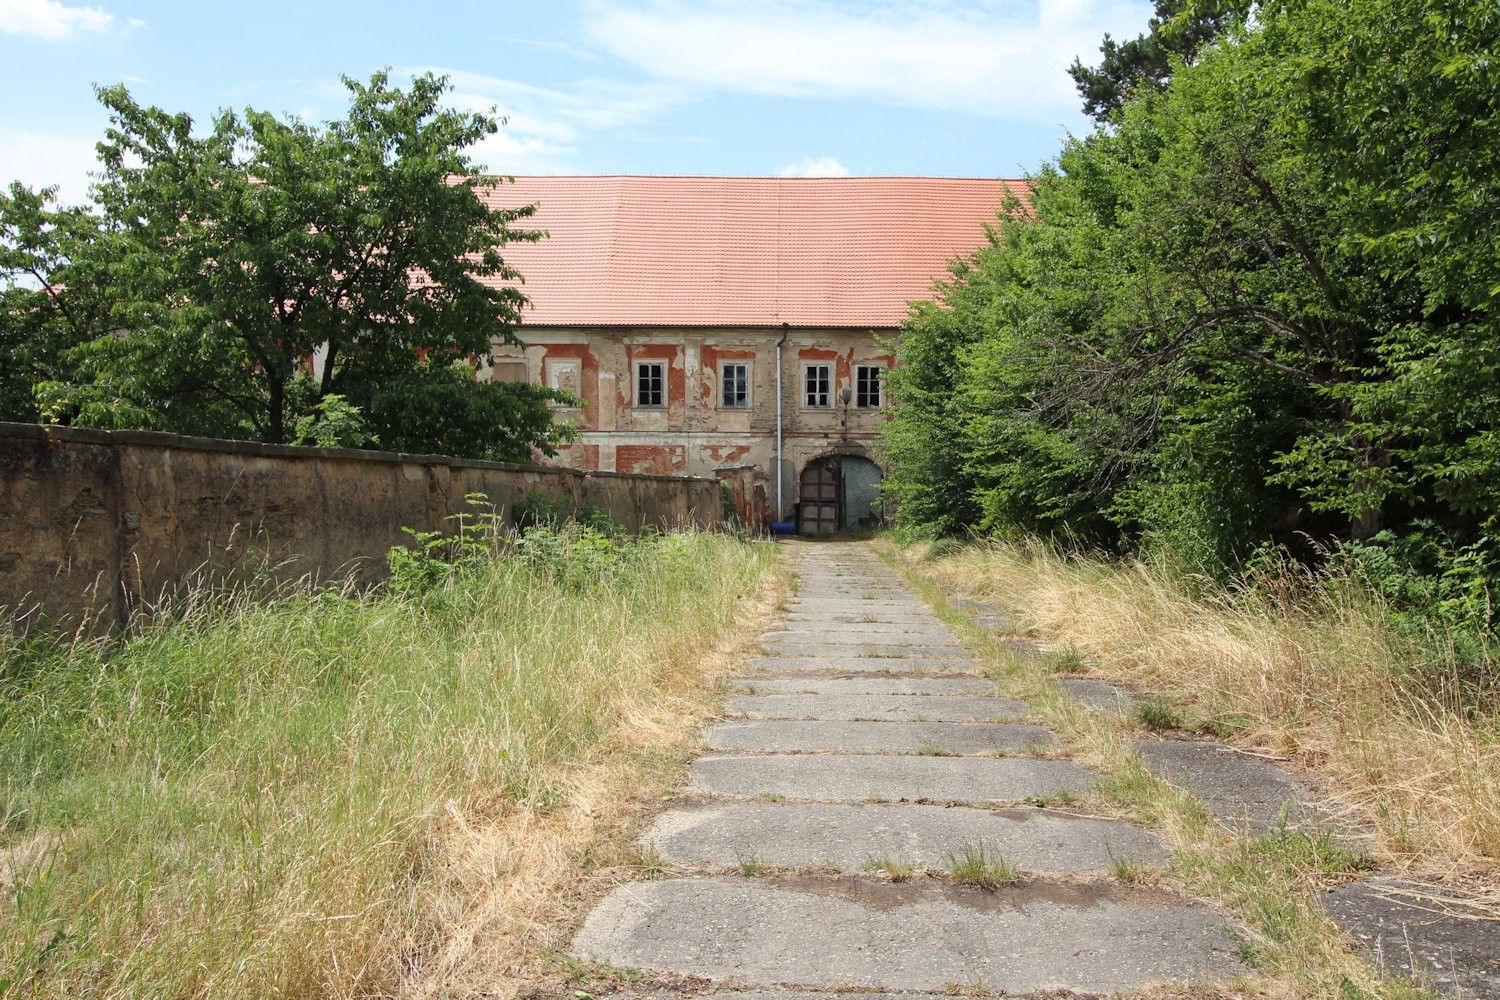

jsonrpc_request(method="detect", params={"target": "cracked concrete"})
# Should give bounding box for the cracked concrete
[568,542,1244,996]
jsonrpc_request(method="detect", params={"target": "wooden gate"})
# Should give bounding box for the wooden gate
[798,461,840,536]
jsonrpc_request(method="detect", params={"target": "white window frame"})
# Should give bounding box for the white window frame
[854,363,884,409]
[635,360,667,408]
[720,361,751,409]
[803,363,832,408]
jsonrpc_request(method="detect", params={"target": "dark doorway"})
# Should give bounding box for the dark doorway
[797,455,884,536]
[798,460,840,536]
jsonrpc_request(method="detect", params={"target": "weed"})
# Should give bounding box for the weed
[632,846,669,877]
[1200,714,1253,740]
[1048,647,1085,672]
[1108,857,1158,885]
[917,743,953,757]
[946,842,1021,888]
[758,792,785,803]
[1250,828,1373,879]
[862,856,918,881]
[737,857,766,876]
[1134,699,1182,732]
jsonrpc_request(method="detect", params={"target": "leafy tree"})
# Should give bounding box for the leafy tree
[1069,0,1250,121]
[888,0,1500,630]
[3,70,574,460]
[0,183,106,422]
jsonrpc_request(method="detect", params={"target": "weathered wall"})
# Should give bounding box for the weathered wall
[485,326,894,521]
[0,422,723,632]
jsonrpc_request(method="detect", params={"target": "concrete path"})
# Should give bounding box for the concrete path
[572,542,1243,996]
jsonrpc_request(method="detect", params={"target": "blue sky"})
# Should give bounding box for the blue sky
[1,0,1153,203]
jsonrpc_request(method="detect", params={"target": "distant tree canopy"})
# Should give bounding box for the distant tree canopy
[1069,0,1251,121]
[885,0,1500,634]
[0,71,574,462]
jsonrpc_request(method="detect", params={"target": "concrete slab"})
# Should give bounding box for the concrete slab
[748,656,980,675]
[724,693,1026,722]
[572,875,1242,993]
[643,800,1168,873]
[705,719,1053,754]
[1057,676,1136,712]
[763,641,972,659]
[760,626,959,643]
[1136,738,1364,838]
[1321,877,1500,998]
[780,612,944,625]
[602,994,945,1000]
[730,675,994,696]
[786,598,926,608]
[691,753,1099,803]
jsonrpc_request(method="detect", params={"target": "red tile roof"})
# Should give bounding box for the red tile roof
[479,176,1026,329]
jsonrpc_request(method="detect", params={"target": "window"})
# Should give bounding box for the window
[721,362,750,408]
[804,364,831,408]
[855,364,883,408]
[545,358,580,408]
[491,360,528,384]
[636,360,665,407]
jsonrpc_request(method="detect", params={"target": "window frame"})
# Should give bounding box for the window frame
[803,363,832,409]
[635,359,667,408]
[854,363,885,409]
[720,361,751,409]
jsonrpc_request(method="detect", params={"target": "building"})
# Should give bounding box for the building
[478,176,1021,534]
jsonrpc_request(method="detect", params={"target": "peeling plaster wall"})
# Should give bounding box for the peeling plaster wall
[498,326,895,518]
[0,423,723,633]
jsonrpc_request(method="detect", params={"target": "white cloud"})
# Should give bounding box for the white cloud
[0,129,98,204]
[404,67,686,173]
[777,155,849,178]
[0,0,116,40]
[581,0,1149,121]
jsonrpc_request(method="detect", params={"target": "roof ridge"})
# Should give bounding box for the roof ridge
[482,173,1027,182]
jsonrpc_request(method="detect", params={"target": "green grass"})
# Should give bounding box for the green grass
[1133,699,1182,732]
[861,856,918,881]
[945,842,1021,888]
[0,528,773,999]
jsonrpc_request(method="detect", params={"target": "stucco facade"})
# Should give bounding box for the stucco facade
[476,175,1023,531]
[487,325,894,530]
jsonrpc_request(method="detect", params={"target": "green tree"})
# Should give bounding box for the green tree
[6,70,573,459]
[888,0,1500,626]
[0,183,106,423]
[1069,0,1250,121]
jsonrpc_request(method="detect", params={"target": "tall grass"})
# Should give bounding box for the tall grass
[0,529,773,999]
[905,539,1500,875]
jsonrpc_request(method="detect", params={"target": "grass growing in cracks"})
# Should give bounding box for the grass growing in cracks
[946,842,1021,888]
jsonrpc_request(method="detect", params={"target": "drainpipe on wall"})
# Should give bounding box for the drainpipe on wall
[774,321,789,528]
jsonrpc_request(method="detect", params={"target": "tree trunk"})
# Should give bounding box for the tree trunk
[266,373,285,444]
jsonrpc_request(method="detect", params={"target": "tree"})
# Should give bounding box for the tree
[5,70,573,459]
[1069,0,1250,121]
[888,0,1500,627]
[0,183,106,422]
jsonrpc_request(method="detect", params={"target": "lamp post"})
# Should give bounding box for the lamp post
[840,385,852,442]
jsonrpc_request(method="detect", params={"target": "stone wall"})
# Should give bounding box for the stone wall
[0,422,724,632]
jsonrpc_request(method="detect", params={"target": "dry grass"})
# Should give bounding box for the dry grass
[882,543,1450,999]
[0,529,780,1000]
[399,556,785,999]
[897,539,1500,878]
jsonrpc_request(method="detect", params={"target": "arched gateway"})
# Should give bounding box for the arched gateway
[796,454,884,536]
